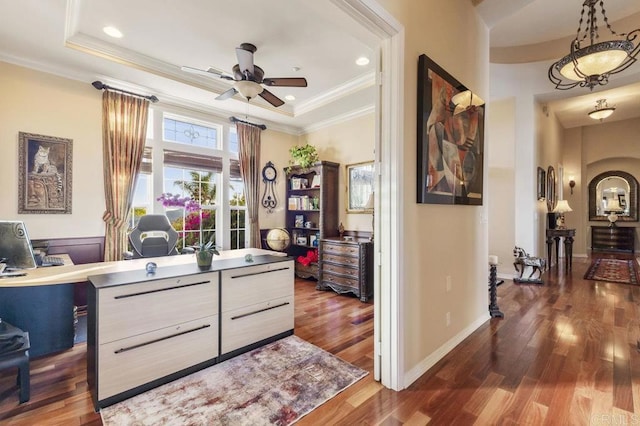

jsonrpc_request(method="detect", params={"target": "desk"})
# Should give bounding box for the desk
[0,249,283,357]
[546,228,576,271]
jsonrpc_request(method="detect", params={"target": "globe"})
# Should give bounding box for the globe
[266,228,291,252]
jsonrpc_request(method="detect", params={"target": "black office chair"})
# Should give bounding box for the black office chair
[124,214,192,259]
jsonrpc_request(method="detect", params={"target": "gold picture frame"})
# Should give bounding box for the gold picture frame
[18,132,73,214]
[346,161,374,213]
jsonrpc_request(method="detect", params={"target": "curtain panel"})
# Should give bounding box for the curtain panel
[101,91,150,261]
[236,122,262,248]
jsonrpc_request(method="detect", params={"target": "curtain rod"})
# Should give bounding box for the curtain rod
[229,116,267,130]
[92,81,159,103]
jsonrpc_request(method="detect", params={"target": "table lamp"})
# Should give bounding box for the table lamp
[365,192,374,242]
[605,197,623,227]
[552,200,572,229]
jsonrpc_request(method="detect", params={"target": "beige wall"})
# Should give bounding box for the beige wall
[561,117,640,253]
[0,61,104,239]
[376,0,490,382]
[301,113,375,233]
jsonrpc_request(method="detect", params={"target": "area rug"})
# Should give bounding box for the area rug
[100,335,367,425]
[583,258,640,285]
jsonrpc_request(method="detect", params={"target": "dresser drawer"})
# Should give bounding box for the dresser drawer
[322,272,359,290]
[322,242,359,257]
[322,262,360,279]
[98,315,218,400]
[221,261,293,312]
[98,273,218,344]
[221,295,294,354]
[323,253,359,267]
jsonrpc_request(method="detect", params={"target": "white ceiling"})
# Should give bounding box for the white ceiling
[0,0,639,132]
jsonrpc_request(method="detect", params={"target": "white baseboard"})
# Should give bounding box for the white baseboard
[403,313,488,388]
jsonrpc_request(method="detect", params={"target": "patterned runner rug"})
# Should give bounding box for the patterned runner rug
[583,258,640,285]
[100,335,367,425]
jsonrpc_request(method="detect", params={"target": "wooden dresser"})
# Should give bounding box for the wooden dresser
[318,238,373,302]
[591,226,635,253]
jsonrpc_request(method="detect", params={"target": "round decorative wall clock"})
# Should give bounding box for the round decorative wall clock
[261,161,278,212]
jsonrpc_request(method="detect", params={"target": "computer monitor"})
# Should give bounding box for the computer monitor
[0,220,37,269]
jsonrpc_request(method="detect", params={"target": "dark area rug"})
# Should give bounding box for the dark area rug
[100,335,367,425]
[583,258,640,285]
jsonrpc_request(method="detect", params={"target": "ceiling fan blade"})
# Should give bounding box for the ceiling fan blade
[236,46,255,77]
[263,77,308,87]
[181,66,233,80]
[259,89,285,107]
[216,87,238,101]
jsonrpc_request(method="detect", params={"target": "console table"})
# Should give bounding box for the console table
[546,228,576,271]
[591,226,635,253]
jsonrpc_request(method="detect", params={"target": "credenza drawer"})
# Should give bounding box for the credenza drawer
[221,295,294,354]
[99,273,218,343]
[221,261,293,312]
[98,315,218,400]
[322,242,359,257]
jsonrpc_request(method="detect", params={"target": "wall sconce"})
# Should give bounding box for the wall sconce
[569,176,576,195]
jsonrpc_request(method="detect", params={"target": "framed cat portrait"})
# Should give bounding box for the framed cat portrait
[18,132,73,214]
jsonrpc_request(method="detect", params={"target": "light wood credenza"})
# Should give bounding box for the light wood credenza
[87,254,293,410]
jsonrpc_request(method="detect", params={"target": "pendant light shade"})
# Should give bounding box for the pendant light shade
[588,99,616,121]
[548,0,640,91]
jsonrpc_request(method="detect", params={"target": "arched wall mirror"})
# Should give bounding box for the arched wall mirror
[546,166,556,212]
[588,170,639,222]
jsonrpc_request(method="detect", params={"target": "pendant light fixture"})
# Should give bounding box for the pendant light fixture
[588,99,616,121]
[548,0,640,91]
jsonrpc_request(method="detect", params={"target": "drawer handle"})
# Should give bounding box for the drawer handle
[114,280,211,299]
[114,324,211,354]
[230,267,290,279]
[231,302,290,320]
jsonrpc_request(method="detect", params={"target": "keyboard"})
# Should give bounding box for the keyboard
[40,255,65,267]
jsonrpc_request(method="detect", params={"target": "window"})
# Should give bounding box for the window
[163,116,219,149]
[138,108,246,251]
[229,178,247,249]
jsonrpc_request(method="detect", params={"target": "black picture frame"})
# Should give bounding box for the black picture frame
[18,132,73,214]
[537,167,546,200]
[417,54,485,205]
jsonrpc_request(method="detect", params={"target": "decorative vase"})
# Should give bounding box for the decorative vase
[196,250,214,270]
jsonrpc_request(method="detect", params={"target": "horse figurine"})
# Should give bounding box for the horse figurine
[513,246,546,283]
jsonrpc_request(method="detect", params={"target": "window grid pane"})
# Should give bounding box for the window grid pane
[163,117,218,149]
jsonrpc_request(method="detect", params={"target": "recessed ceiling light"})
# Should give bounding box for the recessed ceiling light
[103,26,123,38]
[285,95,296,101]
[356,56,370,66]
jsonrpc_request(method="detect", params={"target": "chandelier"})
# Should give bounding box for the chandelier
[548,0,640,91]
[588,98,616,120]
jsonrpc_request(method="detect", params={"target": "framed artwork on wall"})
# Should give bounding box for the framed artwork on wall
[537,167,546,200]
[416,54,485,205]
[18,132,73,214]
[346,161,374,213]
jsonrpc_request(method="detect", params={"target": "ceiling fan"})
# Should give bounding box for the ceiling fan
[181,43,307,107]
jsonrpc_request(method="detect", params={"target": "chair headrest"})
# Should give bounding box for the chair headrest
[135,215,174,233]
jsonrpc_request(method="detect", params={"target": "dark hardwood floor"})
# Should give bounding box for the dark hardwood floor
[2,255,639,424]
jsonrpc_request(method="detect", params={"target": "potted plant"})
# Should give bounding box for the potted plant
[196,237,220,270]
[287,143,318,173]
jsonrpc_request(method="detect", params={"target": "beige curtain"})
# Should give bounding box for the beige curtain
[101,91,150,261]
[237,122,262,248]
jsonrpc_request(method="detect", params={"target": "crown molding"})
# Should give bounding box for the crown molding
[301,104,375,134]
[294,71,375,115]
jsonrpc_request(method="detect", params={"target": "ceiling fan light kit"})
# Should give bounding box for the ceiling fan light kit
[182,42,307,107]
[548,0,640,91]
